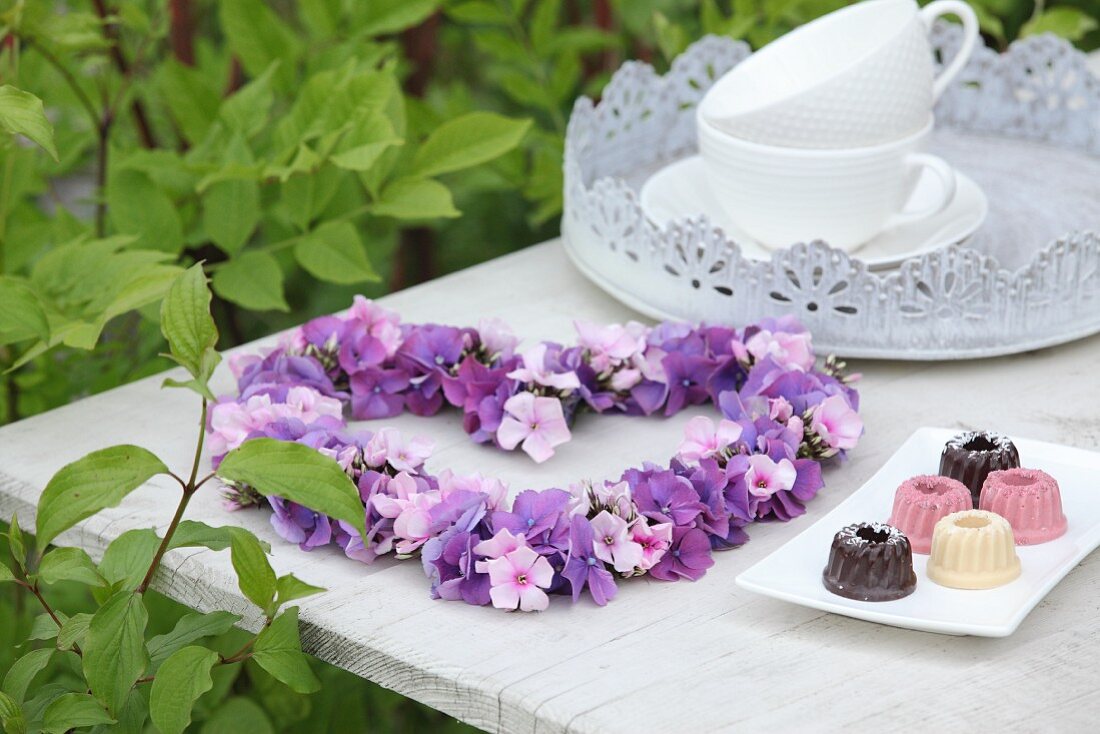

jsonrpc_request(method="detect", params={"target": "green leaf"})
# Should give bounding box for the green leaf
[202,136,260,255]
[203,179,259,255]
[220,63,278,138]
[56,612,93,652]
[0,690,25,734]
[0,565,12,583]
[83,591,148,715]
[251,608,320,694]
[411,112,531,177]
[1021,7,1099,41]
[107,168,184,254]
[149,647,218,734]
[199,697,273,734]
[216,439,367,543]
[37,547,104,587]
[41,693,115,734]
[0,277,49,345]
[6,515,26,572]
[0,85,57,160]
[2,648,53,704]
[293,221,378,284]
[36,445,168,549]
[330,112,401,172]
[211,252,289,312]
[219,0,302,90]
[372,177,459,219]
[166,520,243,553]
[98,528,160,591]
[147,611,240,664]
[18,685,68,733]
[218,0,301,88]
[156,60,221,145]
[355,0,438,35]
[446,1,509,24]
[652,11,689,62]
[228,528,276,612]
[274,574,325,609]
[26,613,64,642]
[160,264,220,385]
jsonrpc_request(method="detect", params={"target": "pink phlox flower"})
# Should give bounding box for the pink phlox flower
[496,392,571,463]
[208,394,276,457]
[437,469,509,510]
[364,428,434,471]
[745,329,815,372]
[677,416,743,462]
[473,528,528,573]
[485,546,554,612]
[506,343,581,391]
[589,511,644,573]
[810,394,863,451]
[609,368,641,392]
[630,519,673,571]
[273,386,343,424]
[591,480,633,517]
[574,320,648,373]
[745,454,797,499]
[768,397,794,422]
[477,317,519,359]
[349,296,403,357]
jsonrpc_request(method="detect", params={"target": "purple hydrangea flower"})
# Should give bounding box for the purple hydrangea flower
[660,352,716,416]
[269,497,332,550]
[421,527,492,605]
[628,468,706,527]
[648,526,714,581]
[350,368,409,419]
[562,515,617,605]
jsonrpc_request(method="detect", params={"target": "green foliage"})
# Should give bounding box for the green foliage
[0,274,336,734]
[149,646,218,734]
[35,445,168,550]
[82,591,147,715]
[0,86,57,161]
[216,438,369,543]
[251,609,321,695]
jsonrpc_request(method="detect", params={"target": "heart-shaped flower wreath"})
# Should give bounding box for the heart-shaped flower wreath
[210,297,862,611]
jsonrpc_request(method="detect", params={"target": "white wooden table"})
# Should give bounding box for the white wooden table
[2,240,1098,732]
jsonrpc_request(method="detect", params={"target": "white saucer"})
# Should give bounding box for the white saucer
[640,155,988,270]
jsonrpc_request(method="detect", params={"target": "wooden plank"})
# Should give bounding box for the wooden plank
[1,240,1098,732]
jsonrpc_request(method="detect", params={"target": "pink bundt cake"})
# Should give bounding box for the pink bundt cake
[979,468,1067,545]
[888,475,973,554]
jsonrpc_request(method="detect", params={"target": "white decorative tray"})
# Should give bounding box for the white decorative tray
[735,427,1100,637]
[562,28,1100,359]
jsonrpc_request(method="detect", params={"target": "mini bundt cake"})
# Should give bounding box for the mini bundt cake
[980,468,1067,545]
[926,510,1021,589]
[888,474,973,554]
[939,431,1020,506]
[822,522,916,601]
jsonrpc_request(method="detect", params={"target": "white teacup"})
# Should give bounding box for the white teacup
[697,113,957,252]
[699,0,979,149]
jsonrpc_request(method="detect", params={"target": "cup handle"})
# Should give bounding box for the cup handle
[885,153,957,229]
[919,0,980,101]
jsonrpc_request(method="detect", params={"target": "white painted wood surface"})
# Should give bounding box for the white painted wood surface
[2,240,1099,732]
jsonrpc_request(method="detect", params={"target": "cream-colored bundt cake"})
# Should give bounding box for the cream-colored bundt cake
[926,510,1021,590]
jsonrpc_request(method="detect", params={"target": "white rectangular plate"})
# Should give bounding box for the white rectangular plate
[735,427,1100,637]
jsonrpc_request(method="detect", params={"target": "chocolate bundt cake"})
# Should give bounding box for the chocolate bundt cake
[822,522,916,602]
[939,431,1020,506]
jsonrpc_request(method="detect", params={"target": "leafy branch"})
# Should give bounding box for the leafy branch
[0,266,361,733]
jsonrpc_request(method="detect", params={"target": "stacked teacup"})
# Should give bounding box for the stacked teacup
[697,0,979,252]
